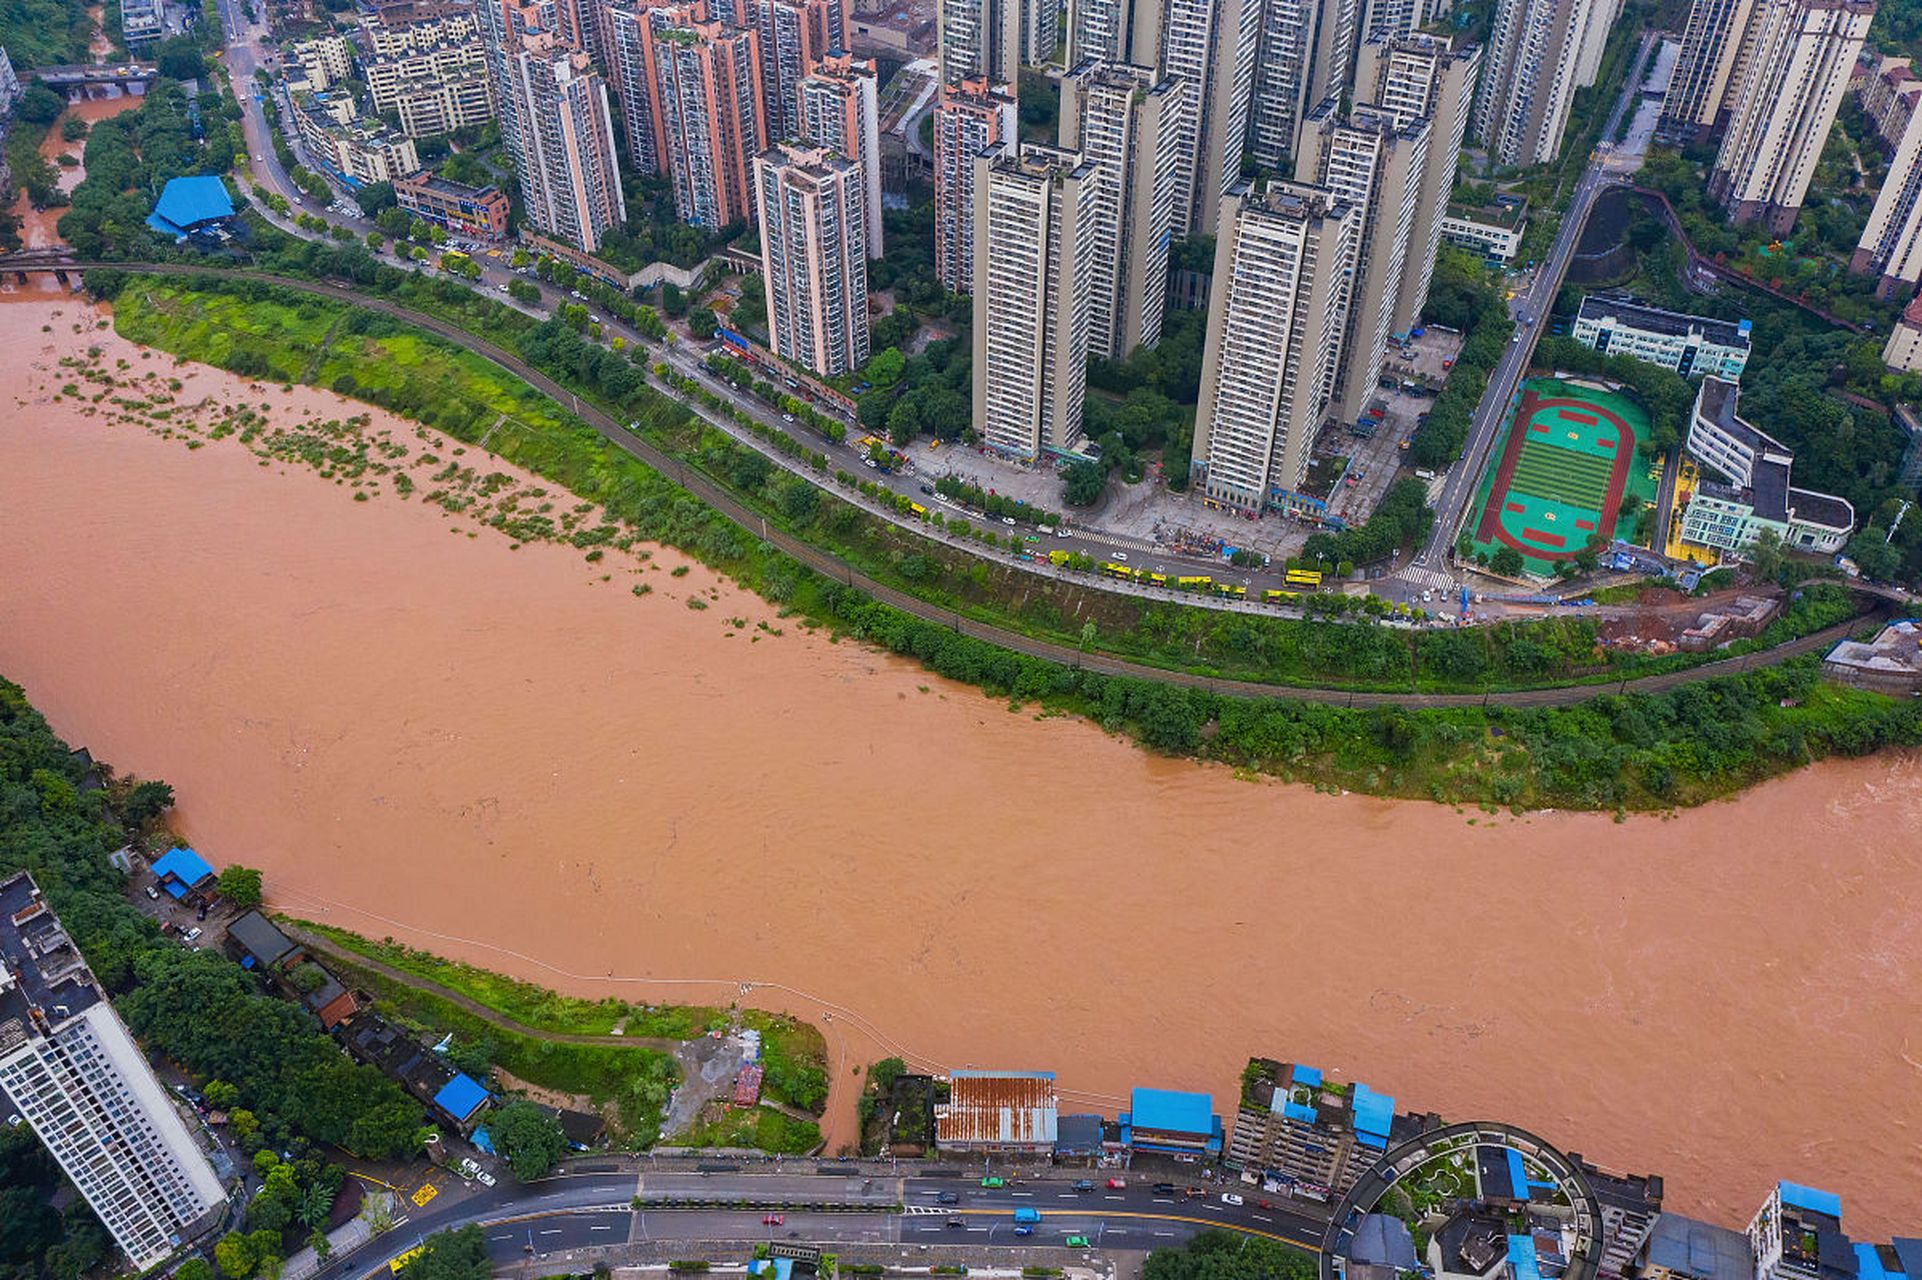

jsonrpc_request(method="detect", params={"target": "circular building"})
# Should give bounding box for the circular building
[1321,1122,1605,1280]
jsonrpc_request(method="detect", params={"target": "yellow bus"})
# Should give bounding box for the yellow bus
[1284,568,1323,587]
[1048,549,1073,566]
[1219,583,1247,598]
[1102,561,1134,578]
[1263,589,1300,604]
[1176,575,1213,591]
[390,1248,425,1274]
[1146,572,1168,586]
[909,502,927,517]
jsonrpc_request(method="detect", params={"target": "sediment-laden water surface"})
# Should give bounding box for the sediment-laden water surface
[2,301,1918,1234]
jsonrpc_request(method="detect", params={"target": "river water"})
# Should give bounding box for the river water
[1,302,1918,1235]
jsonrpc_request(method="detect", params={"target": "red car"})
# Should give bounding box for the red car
[763,1215,784,1226]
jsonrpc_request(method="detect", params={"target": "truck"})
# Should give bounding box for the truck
[1013,1208,1041,1225]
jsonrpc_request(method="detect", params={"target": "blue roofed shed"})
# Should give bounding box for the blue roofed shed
[1507,1234,1543,1280]
[749,1260,794,1280]
[432,1072,491,1125]
[1120,1087,1222,1155]
[1351,1083,1395,1150]
[152,846,216,899]
[146,175,236,238]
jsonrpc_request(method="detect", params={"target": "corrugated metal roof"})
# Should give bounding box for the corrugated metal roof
[937,1070,1057,1146]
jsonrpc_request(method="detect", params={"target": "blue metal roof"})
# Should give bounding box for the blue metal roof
[1128,1087,1214,1136]
[1282,1101,1319,1124]
[1856,1244,1898,1280]
[1781,1182,1843,1221]
[1290,1064,1323,1087]
[1352,1083,1394,1148]
[152,846,215,886]
[1508,1234,1542,1280]
[433,1072,490,1122]
[146,175,235,236]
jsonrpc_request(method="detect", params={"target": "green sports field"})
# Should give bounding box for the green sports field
[1467,378,1658,577]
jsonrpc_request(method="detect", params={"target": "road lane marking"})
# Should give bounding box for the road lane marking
[591,1226,615,1232]
[1154,1232,1174,1238]
[1011,1192,1032,1198]
[1253,1216,1273,1223]
[490,1236,512,1242]
[539,1230,561,1236]
[1203,1204,1223,1212]
[1105,1196,1123,1201]
[1153,1199,1174,1205]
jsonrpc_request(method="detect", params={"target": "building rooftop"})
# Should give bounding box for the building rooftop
[1129,1087,1215,1136]
[1644,1213,1752,1280]
[1578,293,1751,350]
[1787,487,1855,532]
[1054,1112,1105,1155]
[937,1070,1058,1146]
[401,171,503,201]
[152,844,217,894]
[1696,376,1784,456]
[1353,1215,1422,1271]
[432,1071,490,1123]
[227,910,297,969]
[1826,620,1922,678]
[0,873,104,1047]
[1350,1081,1395,1150]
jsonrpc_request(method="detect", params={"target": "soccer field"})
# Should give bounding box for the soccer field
[1468,379,1657,575]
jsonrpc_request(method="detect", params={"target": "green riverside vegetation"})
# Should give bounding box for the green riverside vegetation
[85,271,1922,810]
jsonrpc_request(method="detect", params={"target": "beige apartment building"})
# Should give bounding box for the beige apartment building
[798,53,883,257]
[1473,0,1611,166]
[1351,32,1479,334]
[1708,0,1873,234]
[1059,60,1187,359]
[933,76,1016,293]
[971,143,1099,460]
[1190,180,1359,515]
[1296,101,1429,424]
[755,143,871,376]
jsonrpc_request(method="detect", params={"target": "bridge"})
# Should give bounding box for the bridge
[34,63,159,100]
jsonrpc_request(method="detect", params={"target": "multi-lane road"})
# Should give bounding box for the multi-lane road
[311,1170,1328,1280]
[1412,30,1664,578]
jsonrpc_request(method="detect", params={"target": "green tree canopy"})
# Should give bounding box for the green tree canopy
[489,1101,568,1181]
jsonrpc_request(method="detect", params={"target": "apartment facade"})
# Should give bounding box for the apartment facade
[1169,0,1259,236]
[1572,294,1752,377]
[1851,100,1922,296]
[294,92,423,186]
[1297,101,1429,424]
[290,34,355,88]
[647,11,767,228]
[756,143,871,376]
[1066,0,1162,67]
[731,0,844,143]
[937,0,1026,82]
[1708,0,1873,234]
[933,76,1016,292]
[1474,0,1607,167]
[971,143,1099,459]
[797,53,883,257]
[1059,60,1187,358]
[359,9,493,139]
[0,873,228,1272]
[1360,0,1452,39]
[1352,33,1479,333]
[1189,180,1359,514]
[1247,0,1359,168]
[1227,1060,1435,1198]
[1659,0,1759,141]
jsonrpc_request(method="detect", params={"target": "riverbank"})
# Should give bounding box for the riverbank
[3,297,1921,1233]
[78,276,1921,811]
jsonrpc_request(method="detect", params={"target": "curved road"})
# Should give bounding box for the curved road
[17,260,1880,709]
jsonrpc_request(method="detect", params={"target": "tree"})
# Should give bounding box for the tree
[123,779,175,824]
[687,306,718,340]
[1748,526,1785,582]
[15,85,66,128]
[490,1100,568,1181]
[214,1232,258,1279]
[865,346,906,388]
[177,1259,216,1280]
[1063,460,1106,506]
[397,1226,490,1280]
[154,37,206,80]
[249,1229,284,1280]
[1491,545,1526,577]
[216,865,264,909]
[886,396,921,444]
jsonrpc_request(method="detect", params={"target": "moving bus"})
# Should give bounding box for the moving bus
[1176,575,1213,591]
[1102,561,1134,578]
[1218,583,1247,598]
[1146,572,1168,587]
[390,1248,425,1274]
[1263,589,1301,604]
[1284,568,1323,587]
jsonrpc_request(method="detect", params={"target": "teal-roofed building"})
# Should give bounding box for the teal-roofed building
[1119,1086,1221,1158]
[146,175,237,240]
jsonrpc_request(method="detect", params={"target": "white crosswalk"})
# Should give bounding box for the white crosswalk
[1396,565,1457,592]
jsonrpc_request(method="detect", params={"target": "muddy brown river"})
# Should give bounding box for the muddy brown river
[1,303,1918,1235]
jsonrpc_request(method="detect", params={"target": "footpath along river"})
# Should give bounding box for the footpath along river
[1,301,1918,1235]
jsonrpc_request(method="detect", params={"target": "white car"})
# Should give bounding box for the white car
[1001,516,1016,526]
[183,927,203,944]
[476,1170,497,1187]
[1111,551,1129,562]
[1221,1193,1244,1206]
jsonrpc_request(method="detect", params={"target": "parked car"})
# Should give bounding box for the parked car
[1221,1193,1244,1206]
[476,1170,496,1187]
[182,927,203,944]
[1066,1236,1091,1249]
[145,885,160,900]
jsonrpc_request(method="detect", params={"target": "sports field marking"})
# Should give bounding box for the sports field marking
[1474,388,1642,564]
[1523,528,1566,547]
[1560,410,1599,425]
[1576,519,1596,531]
